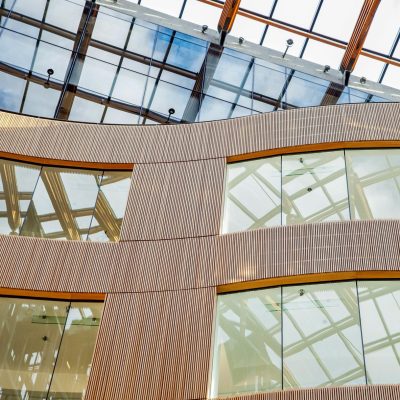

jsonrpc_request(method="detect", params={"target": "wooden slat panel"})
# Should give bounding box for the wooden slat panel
[1,103,400,164]
[0,220,399,293]
[120,158,225,240]
[85,288,215,400]
[208,385,400,400]
[214,220,400,287]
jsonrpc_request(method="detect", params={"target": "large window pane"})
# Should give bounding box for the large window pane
[210,288,282,397]
[222,157,281,233]
[282,151,350,224]
[282,282,365,388]
[0,159,41,235]
[48,302,103,399]
[0,297,67,398]
[20,167,102,240]
[87,171,132,242]
[346,149,400,219]
[358,281,400,384]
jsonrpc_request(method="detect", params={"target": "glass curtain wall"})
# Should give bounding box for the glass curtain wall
[0,158,131,242]
[0,297,103,399]
[223,148,400,233]
[210,279,400,397]
[0,0,388,124]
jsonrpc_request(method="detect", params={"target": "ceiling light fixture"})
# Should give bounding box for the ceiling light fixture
[282,38,293,59]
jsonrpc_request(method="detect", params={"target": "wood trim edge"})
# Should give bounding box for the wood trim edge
[0,287,106,301]
[0,151,133,171]
[217,271,400,294]
[227,140,400,163]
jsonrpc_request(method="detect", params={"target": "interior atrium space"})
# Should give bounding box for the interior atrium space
[0,0,399,400]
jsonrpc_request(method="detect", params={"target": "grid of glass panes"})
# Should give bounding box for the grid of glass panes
[211,279,400,397]
[0,158,131,241]
[149,0,400,87]
[0,296,103,399]
[222,148,400,233]
[0,0,391,125]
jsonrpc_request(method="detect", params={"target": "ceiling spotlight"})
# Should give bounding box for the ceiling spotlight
[44,68,54,89]
[360,76,367,84]
[323,65,330,73]
[238,37,244,45]
[201,25,208,34]
[166,107,175,123]
[282,38,294,58]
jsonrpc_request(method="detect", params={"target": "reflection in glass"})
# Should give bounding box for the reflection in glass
[0,159,41,235]
[222,157,281,233]
[20,167,102,240]
[282,282,365,388]
[0,297,102,399]
[346,149,400,219]
[88,171,131,242]
[48,302,103,399]
[210,288,282,397]
[0,297,67,398]
[282,151,350,224]
[358,281,400,384]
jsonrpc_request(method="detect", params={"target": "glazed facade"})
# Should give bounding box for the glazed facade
[0,1,400,400]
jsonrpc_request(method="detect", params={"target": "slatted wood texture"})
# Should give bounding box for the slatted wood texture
[1,104,400,399]
[1,103,400,164]
[120,158,225,240]
[208,385,400,400]
[85,288,215,400]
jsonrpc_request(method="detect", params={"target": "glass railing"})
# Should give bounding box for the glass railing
[210,279,400,397]
[223,148,400,233]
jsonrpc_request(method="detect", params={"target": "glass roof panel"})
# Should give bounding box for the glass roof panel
[313,0,364,42]
[363,0,400,54]
[139,0,185,17]
[229,15,266,44]
[381,65,400,90]
[239,0,275,15]
[180,0,221,28]
[92,7,132,48]
[273,0,320,30]
[5,0,47,20]
[301,40,344,70]
[352,56,385,82]
[262,26,306,57]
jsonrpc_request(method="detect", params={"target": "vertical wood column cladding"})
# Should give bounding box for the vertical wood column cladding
[121,158,226,240]
[85,288,215,400]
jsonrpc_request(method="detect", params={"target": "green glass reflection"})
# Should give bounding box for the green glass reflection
[48,302,103,400]
[210,288,282,397]
[87,171,131,242]
[20,167,102,240]
[0,297,67,398]
[358,281,400,384]
[282,282,365,388]
[282,151,350,224]
[0,159,41,235]
[222,157,281,233]
[346,149,400,219]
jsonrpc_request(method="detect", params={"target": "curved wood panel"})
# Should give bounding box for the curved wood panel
[1,103,400,164]
[1,104,400,399]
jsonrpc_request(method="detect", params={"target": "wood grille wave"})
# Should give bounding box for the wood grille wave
[1,104,400,399]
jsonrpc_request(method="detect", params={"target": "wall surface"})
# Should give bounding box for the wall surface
[1,103,400,399]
